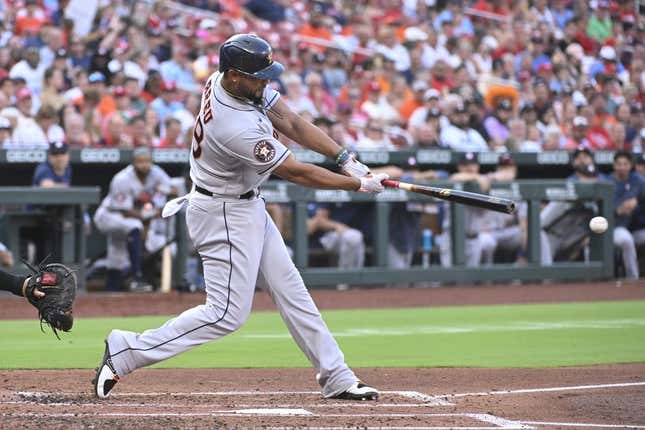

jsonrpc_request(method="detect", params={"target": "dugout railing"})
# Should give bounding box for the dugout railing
[256,180,615,285]
[0,181,613,289]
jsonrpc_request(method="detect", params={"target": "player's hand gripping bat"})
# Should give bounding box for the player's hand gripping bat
[381,179,516,214]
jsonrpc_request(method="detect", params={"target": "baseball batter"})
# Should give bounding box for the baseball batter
[94,34,388,401]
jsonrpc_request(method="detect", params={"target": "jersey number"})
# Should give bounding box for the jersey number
[192,116,204,159]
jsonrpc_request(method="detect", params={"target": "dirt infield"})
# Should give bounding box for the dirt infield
[1,366,644,429]
[1,281,644,429]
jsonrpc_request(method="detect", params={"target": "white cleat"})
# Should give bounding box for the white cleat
[333,381,379,400]
[92,340,120,399]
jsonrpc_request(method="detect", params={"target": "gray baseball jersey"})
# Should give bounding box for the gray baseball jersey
[94,165,172,269]
[189,72,290,196]
[105,71,359,398]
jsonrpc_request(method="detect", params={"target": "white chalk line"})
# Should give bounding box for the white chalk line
[439,382,645,399]
[2,400,439,408]
[16,390,451,406]
[244,319,645,339]
[522,421,645,429]
[0,411,531,428]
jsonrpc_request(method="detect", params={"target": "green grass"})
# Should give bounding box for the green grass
[1,301,644,369]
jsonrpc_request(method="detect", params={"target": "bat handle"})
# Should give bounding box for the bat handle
[381,179,400,188]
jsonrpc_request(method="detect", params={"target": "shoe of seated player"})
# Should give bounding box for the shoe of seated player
[333,381,379,400]
[92,339,120,399]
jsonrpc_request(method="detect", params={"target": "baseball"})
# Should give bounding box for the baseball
[589,216,608,234]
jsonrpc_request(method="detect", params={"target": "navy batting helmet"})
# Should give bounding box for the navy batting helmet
[219,34,284,80]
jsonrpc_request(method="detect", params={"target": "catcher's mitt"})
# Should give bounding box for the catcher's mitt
[24,262,77,339]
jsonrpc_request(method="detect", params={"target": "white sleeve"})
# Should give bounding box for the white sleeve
[263,86,281,110]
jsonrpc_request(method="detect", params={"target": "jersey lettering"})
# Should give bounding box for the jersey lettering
[192,116,204,159]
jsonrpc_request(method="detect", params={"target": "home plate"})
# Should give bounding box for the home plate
[234,408,313,416]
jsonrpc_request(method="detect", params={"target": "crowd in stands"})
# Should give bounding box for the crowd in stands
[0,0,641,154]
[0,0,644,285]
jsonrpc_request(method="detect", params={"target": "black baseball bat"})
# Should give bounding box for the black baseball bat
[382,179,516,214]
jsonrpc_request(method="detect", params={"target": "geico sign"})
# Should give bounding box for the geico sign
[6,150,47,163]
[80,149,121,163]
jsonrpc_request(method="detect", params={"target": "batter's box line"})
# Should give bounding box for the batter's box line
[0,412,531,428]
[16,390,453,406]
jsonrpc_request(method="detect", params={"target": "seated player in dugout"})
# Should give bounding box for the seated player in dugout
[32,141,72,187]
[93,147,178,292]
[540,146,605,265]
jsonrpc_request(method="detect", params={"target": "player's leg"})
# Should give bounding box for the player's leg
[614,226,638,279]
[96,197,265,397]
[258,213,370,399]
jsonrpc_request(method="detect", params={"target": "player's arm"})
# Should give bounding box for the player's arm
[273,154,387,193]
[267,98,342,158]
[267,99,370,178]
[0,268,37,297]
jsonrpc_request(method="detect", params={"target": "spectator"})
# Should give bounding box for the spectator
[9,47,46,97]
[40,67,66,111]
[563,116,591,149]
[150,80,183,123]
[35,104,65,143]
[156,117,183,148]
[10,88,48,148]
[440,101,488,151]
[586,1,613,43]
[32,141,71,188]
[360,80,401,125]
[0,116,13,146]
[483,97,513,151]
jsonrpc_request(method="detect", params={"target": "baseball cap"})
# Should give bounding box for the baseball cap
[403,26,428,42]
[55,48,68,58]
[88,72,106,83]
[573,116,589,127]
[636,153,645,165]
[113,86,126,97]
[599,45,616,61]
[16,87,32,101]
[48,140,69,155]
[367,81,382,93]
[520,103,536,114]
[572,145,592,158]
[423,88,440,101]
[537,62,553,73]
[0,116,11,129]
[412,80,429,92]
[458,151,478,164]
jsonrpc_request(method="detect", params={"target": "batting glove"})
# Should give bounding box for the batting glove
[336,149,370,178]
[358,173,389,194]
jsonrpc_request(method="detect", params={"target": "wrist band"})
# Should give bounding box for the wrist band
[335,148,350,165]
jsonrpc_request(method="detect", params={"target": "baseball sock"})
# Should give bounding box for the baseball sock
[126,229,143,279]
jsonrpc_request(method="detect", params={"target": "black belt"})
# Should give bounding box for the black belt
[195,185,256,200]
